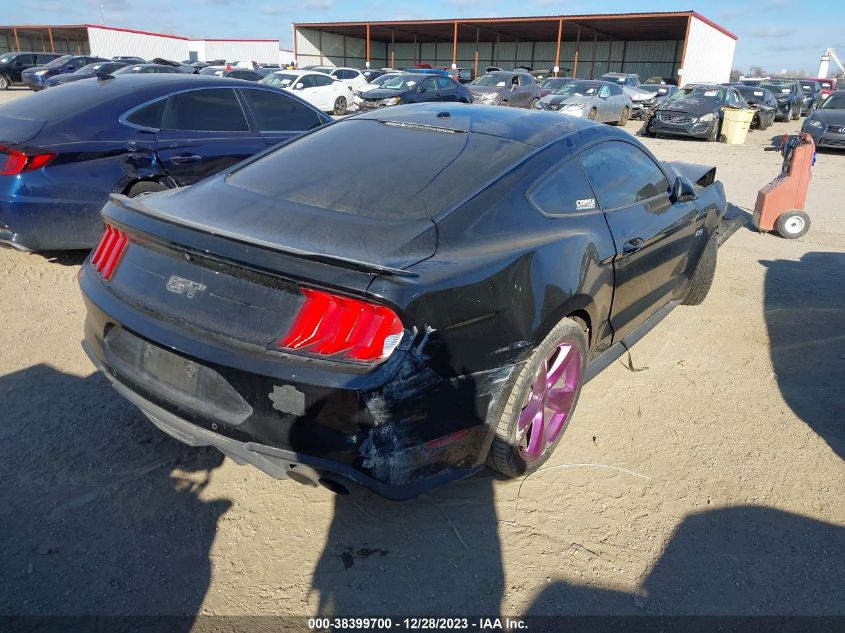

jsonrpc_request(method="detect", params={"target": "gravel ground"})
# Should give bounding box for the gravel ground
[0,86,842,620]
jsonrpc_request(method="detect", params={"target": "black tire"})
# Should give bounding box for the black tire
[791,104,800,121]
[332,97,347,116]
[682,237,717,306]
[528,98,539,110]
[751,113,760,130]
[498,99,509,107]
[617,106,630,126]
[775,210,810,239]
[127,180,167,198]
[0,74,9,90]
[587,108,598,121]
[487,317,588,477]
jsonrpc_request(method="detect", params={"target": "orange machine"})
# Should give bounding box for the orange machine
[753,133,815,239]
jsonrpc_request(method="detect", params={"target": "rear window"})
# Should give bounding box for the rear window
[227,120,532,219]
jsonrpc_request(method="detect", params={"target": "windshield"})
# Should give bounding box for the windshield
[762,82,793,94]
[737,87,767,99]
[44,55,73,69]
[541,77,572,90]
[600,75,625,84]
[472,73,510,87]
[371,74,398,86]
[668,86,724,102]
[0,53,17,64]
[261,72,299,88]
[75,63,104,74]
[555,81,601,96]
[800,83,817,92]
[381,76,419,90]
[819,95,845,109]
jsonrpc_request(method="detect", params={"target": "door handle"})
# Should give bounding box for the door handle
[622,238,644,254]
[169,154,202,164]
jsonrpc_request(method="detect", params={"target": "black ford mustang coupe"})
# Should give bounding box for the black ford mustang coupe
[80,104,727,499]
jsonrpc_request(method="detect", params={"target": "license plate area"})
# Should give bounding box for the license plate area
[103,327,253,426]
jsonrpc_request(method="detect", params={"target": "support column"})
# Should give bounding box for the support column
[366,23,371,68]
[553,19,563,76]
[678,15,691,86]
[474,28,479,78]
[495,33,499,67]
[13,27,20,52]
[318,30,324,65]
[292,26,298,66]
[573,26,581,77]
[621,40,628,73]
[605,37,613,76]
[589,32,598,79]
[390,31,395,69]
[451,21,458,69]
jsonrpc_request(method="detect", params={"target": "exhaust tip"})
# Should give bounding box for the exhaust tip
[318,475,350,495]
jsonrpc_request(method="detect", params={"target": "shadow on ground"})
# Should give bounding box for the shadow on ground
[0,364,229,625]
[761,252,845,460]
[525,505,845,617]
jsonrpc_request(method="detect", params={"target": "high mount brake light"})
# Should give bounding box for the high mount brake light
[90,225,129,280]
[277,288,404,364]
[0,145,56,176]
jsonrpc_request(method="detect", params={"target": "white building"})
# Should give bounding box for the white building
[1,24,283,65]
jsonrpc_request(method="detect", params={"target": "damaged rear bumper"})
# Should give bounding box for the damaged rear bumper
[80,285,516,500]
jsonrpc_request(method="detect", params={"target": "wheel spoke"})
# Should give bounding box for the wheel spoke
[546,387,576,413]
[531,361,548,394]
[518,399,543,431]
[524,409,546,458]
[546,344,573,386]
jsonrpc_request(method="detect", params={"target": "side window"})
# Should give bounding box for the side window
[67,58,85,70]
[528,158,598,216]
[580,141,670,210]
[420,77,437,92]
[125,98,167,129]
[518,74,532,86]
[610,84,623,96]
[240,89,323,132]
[297,75,315,88]
[18,54,35,65]
[311,74,332,87]
[162,89,249,132]
[599,85,610,98]
[335,69,353,80]
[435,76,453,90]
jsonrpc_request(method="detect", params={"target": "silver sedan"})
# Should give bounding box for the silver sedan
[534,79,633,124]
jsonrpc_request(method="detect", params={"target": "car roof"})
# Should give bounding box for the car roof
[353,102,598,148]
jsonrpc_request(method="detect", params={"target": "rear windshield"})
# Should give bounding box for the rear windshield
[227,119,532,219]
[261,72,299,88]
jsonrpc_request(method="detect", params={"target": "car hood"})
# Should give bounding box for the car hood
[808,109,845,125]
[657,98,721,116]
[541,94,593,106]
[361,88,406,99]
[625,86,654,100]
[469,86,503,95]
[123,176,438,271]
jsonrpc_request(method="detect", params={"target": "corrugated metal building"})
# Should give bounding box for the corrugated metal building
[293,11,737,85]
[0,24,283,65]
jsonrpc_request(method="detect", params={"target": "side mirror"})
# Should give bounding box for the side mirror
[294,83,304,90]
[671,176,698,203]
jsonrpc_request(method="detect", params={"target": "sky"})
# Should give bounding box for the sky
[10,0,845,75]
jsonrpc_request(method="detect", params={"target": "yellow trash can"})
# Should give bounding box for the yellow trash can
[722,106,755,145]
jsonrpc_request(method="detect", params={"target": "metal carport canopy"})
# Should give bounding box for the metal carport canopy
[293,11,735,44]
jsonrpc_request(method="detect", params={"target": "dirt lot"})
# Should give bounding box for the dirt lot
[0,86,843,621]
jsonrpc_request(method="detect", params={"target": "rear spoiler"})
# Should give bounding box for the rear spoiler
[108,194,419,278]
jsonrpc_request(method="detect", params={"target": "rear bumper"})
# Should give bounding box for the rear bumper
[80,272,515,499]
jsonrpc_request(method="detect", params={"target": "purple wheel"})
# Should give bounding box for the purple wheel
[488,317,588,476]
[517,342,582,462]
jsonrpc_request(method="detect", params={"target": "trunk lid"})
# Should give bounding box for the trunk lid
[0,116,47,144]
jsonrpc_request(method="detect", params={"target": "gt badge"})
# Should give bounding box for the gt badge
[166,275,207,298]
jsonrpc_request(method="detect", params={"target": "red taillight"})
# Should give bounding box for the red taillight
[277,288,404,364]
[0,145,56,176]
[90,224,129,280]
